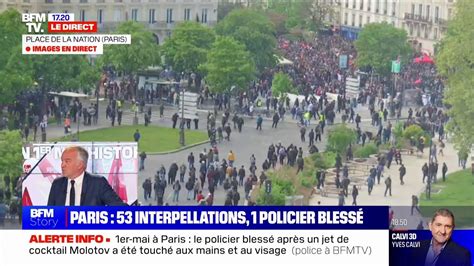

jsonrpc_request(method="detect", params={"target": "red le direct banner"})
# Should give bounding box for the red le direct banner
[48,21,97,33]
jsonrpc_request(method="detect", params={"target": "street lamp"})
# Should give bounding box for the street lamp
[179,88,185,146]
[426,140,434,200]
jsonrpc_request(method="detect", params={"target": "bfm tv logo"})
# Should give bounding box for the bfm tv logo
[30,209,59,228]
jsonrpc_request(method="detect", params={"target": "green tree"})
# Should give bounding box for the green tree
[265,10,288,36]
[217,1,243,21]
[199,36,255,93]
[403,125,425,140]
[355,22,412,76]
[0,9,33,105]
[312,151,336,170]
[162,22,215,74]
[271,72,295,98]
[0,130,23,185]
[215,9,276,72]
[101,21,160,76]
[326,125,357,154]
[256,175,295,205]
[436,0,474,151]
[266,0,334,32]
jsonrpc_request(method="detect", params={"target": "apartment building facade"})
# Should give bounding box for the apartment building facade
[336,0,455,54]
[0,0,218,44]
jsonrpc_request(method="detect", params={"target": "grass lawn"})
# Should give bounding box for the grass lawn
[56,125,208,153]
[420,170,474,228]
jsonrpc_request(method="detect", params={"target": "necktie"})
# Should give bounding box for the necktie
[70,180,75,206]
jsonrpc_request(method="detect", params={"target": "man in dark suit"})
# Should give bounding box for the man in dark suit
[411,209,471,266]
[47,146,127,206]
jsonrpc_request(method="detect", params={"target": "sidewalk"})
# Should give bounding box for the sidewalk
[309,139,464,227]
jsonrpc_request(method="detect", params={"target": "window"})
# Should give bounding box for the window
[418,4,422,16]
[45,0,52,3]
[352,0,355,9]
[184,8,191,21]
[79,0,87,3]
[148,9,155,24]
[114,9,121,22]
[131,8,138,21]
[424,25,429,38]
[97,9,103,24]
[201,8,208,23]
[80,10,85,21]
[434,28,438,39]
[416,24,421,37]
[392,2,396,16]
[435,6,439,22]
[409,24,413,35]
[359,14,362,27]
[344,12,348,25]
[351,13,355,26]
[367,0,371,11]
[426,5,430,19]
[166,8,173,23]
[345,0,348,8]
[383,0,387,14]
[411,4,415,15]
[448,8,452,20]
[366,15,370,24]
[360,0,363,10]
[62,0,70,3]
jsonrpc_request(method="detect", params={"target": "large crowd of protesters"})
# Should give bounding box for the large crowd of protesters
[0,30,459,216]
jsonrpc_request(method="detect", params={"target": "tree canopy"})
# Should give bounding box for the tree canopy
[0,130,23,181]
[162,21,215,74]
[355,22,412,76]
[271,72,295,98]
[326,124,357,154]
[266,0,335,32]
[199,36,255,94]
[0,9,33,104]
[215,9,276,73]
[436,0,474,151]
[101,21,160,75]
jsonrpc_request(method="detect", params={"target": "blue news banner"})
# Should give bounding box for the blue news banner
[23,206,389,230]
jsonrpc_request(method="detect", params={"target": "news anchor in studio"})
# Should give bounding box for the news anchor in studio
[47,146,127,206]
[411,208,471,266]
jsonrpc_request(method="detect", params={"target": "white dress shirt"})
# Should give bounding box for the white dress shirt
[65,172,84,206]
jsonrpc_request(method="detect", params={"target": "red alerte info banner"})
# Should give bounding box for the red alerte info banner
[48,21,97,33]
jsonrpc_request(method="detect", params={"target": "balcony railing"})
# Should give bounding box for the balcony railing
[404,13,432,24]
[436,18,447,26]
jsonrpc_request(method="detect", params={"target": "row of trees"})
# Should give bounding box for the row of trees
[163,8,278,94]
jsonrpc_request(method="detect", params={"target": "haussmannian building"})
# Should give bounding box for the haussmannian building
[334,0,455,54]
